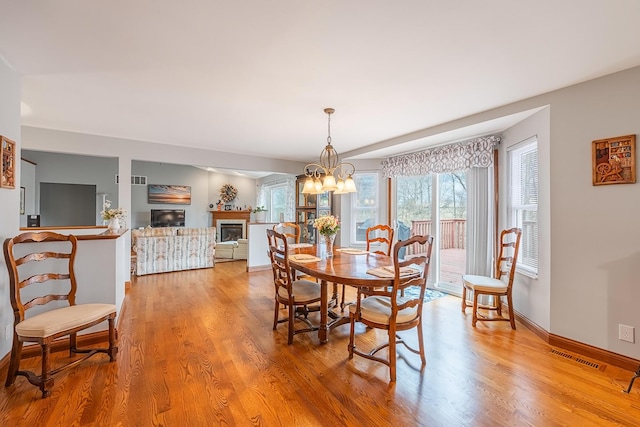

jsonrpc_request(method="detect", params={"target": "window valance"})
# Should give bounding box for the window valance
[381,135,500,177]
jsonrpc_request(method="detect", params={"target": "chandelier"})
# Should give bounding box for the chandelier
[301,108,357,194]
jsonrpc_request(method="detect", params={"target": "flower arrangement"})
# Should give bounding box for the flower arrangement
[100,200,126,220]
[252,206,267,213]
[313,214,340,236]
[219,184,238,203]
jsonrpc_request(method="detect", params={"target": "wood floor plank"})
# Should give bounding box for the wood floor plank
[1,260,640,426]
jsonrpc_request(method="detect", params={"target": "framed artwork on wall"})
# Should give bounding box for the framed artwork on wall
[592,134,636,186]
[147,184,192,204]
[1,135,16,189]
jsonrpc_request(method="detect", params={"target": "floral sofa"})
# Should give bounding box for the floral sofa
[132,227,216,276]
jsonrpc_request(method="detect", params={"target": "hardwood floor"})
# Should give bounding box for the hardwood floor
[1,261,639,426]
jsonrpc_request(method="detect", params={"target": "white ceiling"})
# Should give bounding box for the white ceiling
[2,1,640,168]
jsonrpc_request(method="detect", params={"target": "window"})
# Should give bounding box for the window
[351,173,379,243]
[508,137,538,275]
[265,183,287,223]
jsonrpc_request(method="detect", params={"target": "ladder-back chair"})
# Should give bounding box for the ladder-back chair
[461,228,522,329]
[3,232,118,397]
[347,234,434,382]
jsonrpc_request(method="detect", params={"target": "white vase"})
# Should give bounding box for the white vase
[107,217,120,232]
[255,211,267,223]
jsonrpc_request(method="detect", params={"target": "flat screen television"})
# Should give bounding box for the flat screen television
[150,209,185,227]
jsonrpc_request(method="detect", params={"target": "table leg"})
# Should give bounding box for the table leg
[319,279,328,343]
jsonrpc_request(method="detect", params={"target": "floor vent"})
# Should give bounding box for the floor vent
[550,348,600,369]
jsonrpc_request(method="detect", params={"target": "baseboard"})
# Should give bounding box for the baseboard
[247,264,271,272]
[549,334,639,371]
[515,310,639,371]
[515,311,550,342]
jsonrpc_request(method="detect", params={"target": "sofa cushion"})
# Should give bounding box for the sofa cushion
[177,227,214,236]
[148,227,177,236]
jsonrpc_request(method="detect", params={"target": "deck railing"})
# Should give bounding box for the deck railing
[407,219,466,254]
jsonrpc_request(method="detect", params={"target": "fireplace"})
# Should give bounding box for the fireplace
[211,210,250,242]
[216,219,246,242]
[220,223,243,242]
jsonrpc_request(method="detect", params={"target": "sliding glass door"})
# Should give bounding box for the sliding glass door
[395,172,467,294]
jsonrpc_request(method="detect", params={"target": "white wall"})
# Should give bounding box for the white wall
[21,150,118,225]
[19,159,35,227]
[545,67,640,357]
[500,107,551,331]
[132,161,211,228]
[208,173,257,216]
[0,56,21,358]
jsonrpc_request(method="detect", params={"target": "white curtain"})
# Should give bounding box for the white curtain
[465,166,494,276]
[284,176,296,222]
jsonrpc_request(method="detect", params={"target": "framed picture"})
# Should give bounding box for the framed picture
[20,187,25,214]
[147,184,192,204]
[224,204,232,211]
[592,134,636,186]
[1,135,16,189]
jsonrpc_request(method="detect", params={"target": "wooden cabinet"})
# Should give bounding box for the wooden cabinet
[295,175,331,243]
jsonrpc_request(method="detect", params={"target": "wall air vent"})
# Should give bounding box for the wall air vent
[115,175,148,185]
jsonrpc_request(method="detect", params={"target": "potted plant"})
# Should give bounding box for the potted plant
[252,206,267,223]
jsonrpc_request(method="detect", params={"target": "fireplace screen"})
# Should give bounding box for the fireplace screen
[220,223,243,242]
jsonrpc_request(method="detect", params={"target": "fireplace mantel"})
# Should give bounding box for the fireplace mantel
[211,210,251,224]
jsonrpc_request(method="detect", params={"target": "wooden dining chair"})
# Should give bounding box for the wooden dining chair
[3,232,118,398]
[348,234,434,382]
[461,228,522,329]
[340,224,395,311]
[366,224,394,256]
[273,222,301,244]
[267,229,322,344]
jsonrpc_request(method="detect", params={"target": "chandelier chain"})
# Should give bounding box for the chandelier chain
[327,110,331,145]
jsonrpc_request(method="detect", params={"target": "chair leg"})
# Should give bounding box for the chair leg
[273,300,280,330]
[5,335,22,387]
[40,343,53,398]
[495,295,503,316]
[287,304,295,345]
[417,318,426,365]
[472,292,480,327]
[347,313,356,359]
[340,284,346,311]
[625,365,640,393]
[507,294,516,330]
[108,315,118,361]
[389,330,397,382]
[69,332,77,356]
[461,286,467,312]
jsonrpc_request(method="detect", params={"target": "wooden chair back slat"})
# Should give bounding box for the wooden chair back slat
[366,224,394,255]
[273,222,301,244]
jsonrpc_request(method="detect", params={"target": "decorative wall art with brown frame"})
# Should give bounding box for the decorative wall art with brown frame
[592,134,636,186]
[1,136,16,189]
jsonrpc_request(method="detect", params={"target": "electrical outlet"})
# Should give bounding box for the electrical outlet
[619,324,635,343]
[4,324,11,341]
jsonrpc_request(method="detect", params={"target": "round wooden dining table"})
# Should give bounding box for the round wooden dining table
[287,245,397,343]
